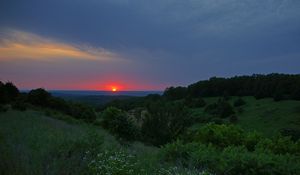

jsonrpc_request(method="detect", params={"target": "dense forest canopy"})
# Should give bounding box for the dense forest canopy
[164,73,300,101]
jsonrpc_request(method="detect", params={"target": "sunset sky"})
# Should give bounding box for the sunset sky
[1,0,300,90]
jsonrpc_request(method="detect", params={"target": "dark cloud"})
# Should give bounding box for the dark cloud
[0,0,300,89]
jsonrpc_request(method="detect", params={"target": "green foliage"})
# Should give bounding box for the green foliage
[160,140,191,166]
[164,86,187,100]
[191,124,244,148]
[280,128,300,141]
[11,101,27,111]
[191,144,300,175]
[184,97,206,108]
[68,102,96,122]
[27,88,51,107]
[161,124,300,175]
[163,74,300,101]
[229,115,238,123]
[101,107,139,141]
[142,101,192,146]
[243,131,263,151]
[0,81,20,104]
[255,136,300,155]
[233,98,246,107]
[188,123,300,153]
[204,100,235,118]
[27,88,97,122]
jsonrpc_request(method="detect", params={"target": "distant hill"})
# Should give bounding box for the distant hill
[47,90,162,106]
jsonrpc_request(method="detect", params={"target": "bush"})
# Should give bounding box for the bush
[191,124,244,148]
[11,101,27,111]
[255,136,300,155]
[229,115,238,123]
[161,139,300,175]
[142,101,192,146]
[0,82,19,104]
[205,100,235,118]
[101,107,139,141]
[184,97,206,108]
[27,88,51,107]
[69,102,96,122]
[187,123,300,154]
[243,131,263,151]
[191,145,300,175]
[280,128,300,141]
[160,140,191,166]
[233,98,246,107]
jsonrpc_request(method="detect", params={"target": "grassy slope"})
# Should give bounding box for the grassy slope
[0,110,119,174]
[191,97,300,136]
[0,109,162,175]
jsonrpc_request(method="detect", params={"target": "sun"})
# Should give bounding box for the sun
[111,87,117,92]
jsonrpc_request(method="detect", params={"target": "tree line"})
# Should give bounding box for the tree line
[164,73,300,101]
[0,81,96,122]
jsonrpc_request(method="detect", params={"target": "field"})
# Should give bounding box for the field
[191,96,300,136]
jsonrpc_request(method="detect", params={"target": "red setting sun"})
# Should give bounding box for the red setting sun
[111,87,117,92]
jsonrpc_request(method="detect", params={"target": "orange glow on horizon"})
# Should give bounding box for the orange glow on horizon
[112,87,117,92]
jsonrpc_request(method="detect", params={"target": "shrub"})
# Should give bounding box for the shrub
[161,141,300,175]
[11,101,27,111]
[210,118,225,124]
[161,123,300,174]
[280,128,300,141]
[160,140,191,166]
[229,115,238,123]
[101,107,139,141]
[205,100,235,118]
[191,124,244,148]
[69,102,96,122]
[27,88,51,107]
[0,82,19,104]
[255,136,300,155]
[184,97,206,108]
[243,131,263,151]
[142,101,192,146]
[233,98,246,107]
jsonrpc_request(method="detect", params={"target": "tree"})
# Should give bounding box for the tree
[101,107,139,141]
[163,86,187,100]
[0,82,19,104]
[234,98,246,107]
[205,99,235,118]
[142,101,191,146]
[27,88,51,106]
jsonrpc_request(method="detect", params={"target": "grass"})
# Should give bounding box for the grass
[190,96,300,136]
[0,109,118,174]
[1,109,190,175]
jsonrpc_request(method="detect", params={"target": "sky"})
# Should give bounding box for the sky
[0,0,300,90]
